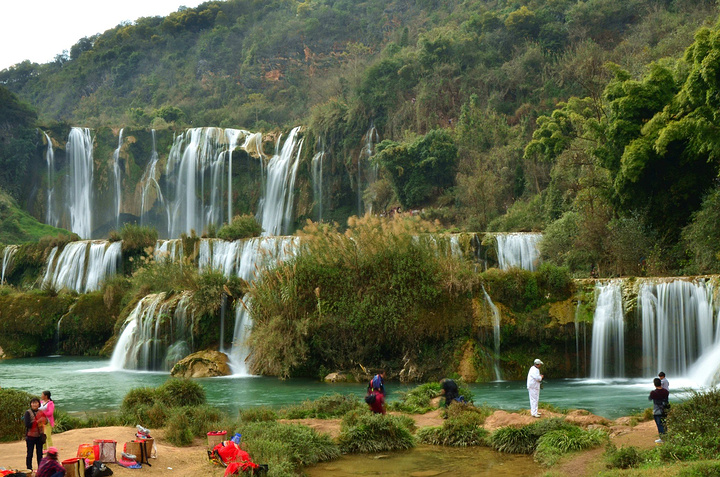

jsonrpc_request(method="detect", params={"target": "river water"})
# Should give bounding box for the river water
[0,357,685,419]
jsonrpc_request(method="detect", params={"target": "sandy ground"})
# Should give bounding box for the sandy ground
[0,412,663,476]
[0,427,220,477]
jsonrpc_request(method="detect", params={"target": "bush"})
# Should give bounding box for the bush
[489,418,576,454]
[0,388,34,442]
[239,407,279,423]
[338,412,416,453]
[217,215,263,241]
[157,379,206,407]
[678,461,720,477]
[164,405,222,446]
[534,427,607,465]
[121,387,158,412]
[120,224,158,254]
[237,421,340,473]
[661,388,720,460]
[417,408,489,446]
[604,444,651,469]
[388,382,475,414]
[282,393,362,419]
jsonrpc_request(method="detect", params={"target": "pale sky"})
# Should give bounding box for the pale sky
[0,0,210,71]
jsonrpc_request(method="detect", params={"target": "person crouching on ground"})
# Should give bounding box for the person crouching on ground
[366,385,386,414]
[439,378,459,408]
[527,359,544,418]
[24,397,47,471]
[649,377,670,443]
[36,446,65,477]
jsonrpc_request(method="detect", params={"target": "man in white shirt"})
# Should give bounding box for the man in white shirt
[527,358,544,418]
[658,372,669,391]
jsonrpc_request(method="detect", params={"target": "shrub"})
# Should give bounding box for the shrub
[239,406,279,423]
[237,421,340,473]
[661,388,720,460]
[489,418,576,454]
[157,379,206,407]
[121,387,158,412]
[534,427,607,465]
[165,411,194,446]
[388,382,475,413]
[0,388,35,442]
[417,409,489,446]
[282,394,362,419]
[604,444,650,469]
[217,215,263,241]
[678,461,720,477]
[338,412,416,453]
[120,224,158,254]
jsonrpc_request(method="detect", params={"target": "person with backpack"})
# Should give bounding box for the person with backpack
[365,370,386,414]
[649,377,670,443]
[24,397,47,471]
[35,447,65,477]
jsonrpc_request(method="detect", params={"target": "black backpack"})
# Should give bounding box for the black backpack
[364,392,376,404]
[85,461,114,477]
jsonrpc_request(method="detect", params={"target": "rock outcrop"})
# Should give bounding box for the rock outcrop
[170,350,231,378]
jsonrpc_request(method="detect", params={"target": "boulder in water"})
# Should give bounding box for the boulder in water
[170,350,231,378]
[324,372,349,382]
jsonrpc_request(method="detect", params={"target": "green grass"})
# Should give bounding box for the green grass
[217,214,263,241]
[489,418,577,454]
[534,426,608,465]
[338,411,416,453]
[417,408,490,447]
[281,393,363,419]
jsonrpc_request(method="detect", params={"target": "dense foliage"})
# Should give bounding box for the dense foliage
[247,215,477,377]
[0,388,34,442]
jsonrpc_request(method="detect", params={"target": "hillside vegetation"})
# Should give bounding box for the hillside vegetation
[1,0,720,276]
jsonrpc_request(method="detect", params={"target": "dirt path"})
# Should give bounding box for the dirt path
[0,413,662,477]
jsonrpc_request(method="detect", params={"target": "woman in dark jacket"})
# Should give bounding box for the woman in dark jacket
[24,397,47,471]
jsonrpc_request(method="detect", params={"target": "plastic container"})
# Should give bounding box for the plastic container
[231,433,241,444]
[62,458,83,477]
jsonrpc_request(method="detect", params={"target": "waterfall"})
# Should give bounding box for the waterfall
[575,301,581,378]
[165,128,253,238]
[66,127,94,238]
[311,150,325,221]
[495,233,542,271]
[197,236,300,373]
[257,127,303,236]
[43,132,58,227]
[110,293,195,371]
[140,130,171,231]
[357,125,379,215]
[154,239,183,262]
[112,129,123,229]
[1,245,18,284]
[43,241,122,293]
[482,286,503,381]
[589,281,625,379]
[639,278,716,377]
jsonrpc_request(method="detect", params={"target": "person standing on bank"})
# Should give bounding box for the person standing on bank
[649,377,670,443]
[658,372,669,391]
[24,397,47,471]
[527,359,544,418]
[39,390,55,450]
[440,378,460,408]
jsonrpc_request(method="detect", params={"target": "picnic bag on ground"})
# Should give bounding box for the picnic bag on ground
[77,443,97,464]
[124,441,149,465]
[62,458,84,477]
[93,439,117,464]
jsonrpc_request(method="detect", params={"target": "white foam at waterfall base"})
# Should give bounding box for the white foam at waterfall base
[228,302,253,376]
[589,282,625,379]
[67,127,94,238]
[495,233,542,271]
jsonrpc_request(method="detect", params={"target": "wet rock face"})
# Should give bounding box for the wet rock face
[170,350,231,378]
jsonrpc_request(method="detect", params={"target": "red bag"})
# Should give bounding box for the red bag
[213,441,252,465]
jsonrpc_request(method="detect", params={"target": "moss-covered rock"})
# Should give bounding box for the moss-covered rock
[170,350,231,378]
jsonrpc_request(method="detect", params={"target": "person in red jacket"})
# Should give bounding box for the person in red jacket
[36,447,65,477]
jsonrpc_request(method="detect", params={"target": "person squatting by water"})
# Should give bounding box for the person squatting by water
[649,377,670,443]
[658,372,669,391]
[527,359,544,418]
[39,390,55,450]
[24,397,47,471]
[36,447,65,477]
[440,378,459,408]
